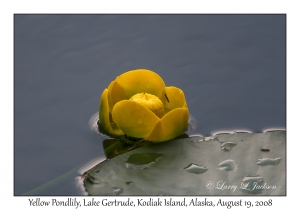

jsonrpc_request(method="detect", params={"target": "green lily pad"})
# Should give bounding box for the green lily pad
[83,131,286,195]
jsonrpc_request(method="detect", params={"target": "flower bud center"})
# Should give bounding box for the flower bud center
[129,92,164,118]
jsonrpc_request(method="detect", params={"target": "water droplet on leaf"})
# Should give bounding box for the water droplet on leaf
[241,176,264,194]
[257,157,281,166]
[125,153,163,170]
[184,163,208,174]
[112,187,123,195]
[221,141,237,152]
[218,159,237,171]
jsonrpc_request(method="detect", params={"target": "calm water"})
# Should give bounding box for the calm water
[14,14,286,195]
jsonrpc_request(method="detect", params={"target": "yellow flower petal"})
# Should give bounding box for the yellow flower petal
[107,80,126,111]
[115,69,166,99]
[162,86,188,113]
[146,107,189,142]
[111,100,160,138]
[99,89,124,136]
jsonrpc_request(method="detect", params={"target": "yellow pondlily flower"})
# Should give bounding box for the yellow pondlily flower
[99,69,189,142]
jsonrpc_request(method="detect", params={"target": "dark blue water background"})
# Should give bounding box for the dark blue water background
[14,14,286,195]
